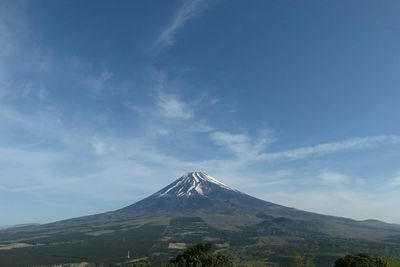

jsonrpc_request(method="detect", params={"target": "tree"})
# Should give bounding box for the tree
[289,251,304,267]
[121,261,151,267]
[305,257,316,267]
[167,243,233,267]
[289,251,316,267]
[334,253,388,267]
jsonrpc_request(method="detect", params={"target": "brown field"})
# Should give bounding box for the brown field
[168,242,186,249]
[0,242,33,250]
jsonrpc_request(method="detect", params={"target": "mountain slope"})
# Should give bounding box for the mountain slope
[120,172,279,214]
[118,172,392,228]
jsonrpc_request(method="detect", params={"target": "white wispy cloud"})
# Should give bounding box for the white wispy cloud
[156,93,193,119]
[210,130,400,163]
[318,171,351,186]
[262,135,400,161]
[82,69,113,93]
[210,130,273,161]
[156,0,215,47]
[90,137,110,156]
[260,189,400,223]
[0,1,29,100]
[0,1,29,57]
[385,175,400,188]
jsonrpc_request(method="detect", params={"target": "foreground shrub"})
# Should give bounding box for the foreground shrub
[334,253,387,267]
[167,243,233,267]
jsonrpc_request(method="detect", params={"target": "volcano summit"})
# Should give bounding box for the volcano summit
[119,172,278,214]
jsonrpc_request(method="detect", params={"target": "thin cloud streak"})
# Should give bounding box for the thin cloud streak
[156,0,215,47]
[210,131,400,163]
[210,130,273,161]
[318,171,351,186]
[262,135,400,162]
[156,93,193,119]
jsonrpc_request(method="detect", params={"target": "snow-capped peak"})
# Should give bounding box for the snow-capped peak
[156,172,235,197]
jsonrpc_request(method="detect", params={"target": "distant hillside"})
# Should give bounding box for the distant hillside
[0,223,39,230]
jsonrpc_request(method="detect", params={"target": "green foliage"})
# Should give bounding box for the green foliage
[121,261,151,267]
[243,261,269,267]
[288,251,316,267]
[384,256,400,267]
[334,253,388,267]
[167,243,233,267]
[0,224,166,267]
[305,256,316,267]
[289,251,303,267]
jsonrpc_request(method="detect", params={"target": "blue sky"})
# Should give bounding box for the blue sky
[1,0,400,224]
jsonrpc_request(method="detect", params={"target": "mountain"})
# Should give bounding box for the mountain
[118,172,390,225]
[120,172,280,214]
[1,172,400,267]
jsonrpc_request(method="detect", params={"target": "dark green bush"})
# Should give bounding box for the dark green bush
[167,243,233,267]
[334,253,387,267]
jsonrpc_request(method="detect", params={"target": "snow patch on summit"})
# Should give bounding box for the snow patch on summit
[157,172,235,197]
